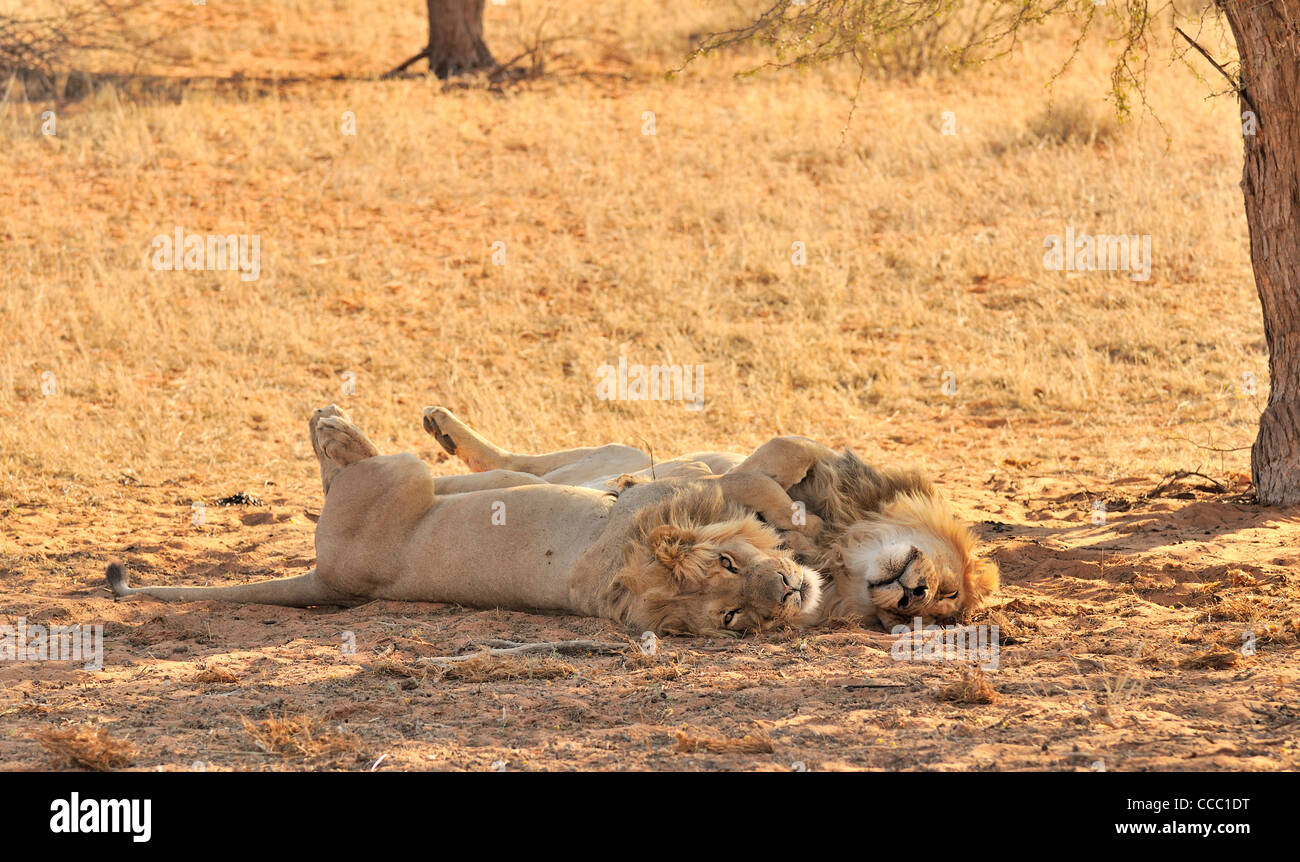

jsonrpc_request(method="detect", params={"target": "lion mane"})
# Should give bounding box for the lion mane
[790,450,999,618]
[600,482,791,634]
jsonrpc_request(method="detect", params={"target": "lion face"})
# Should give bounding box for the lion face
[702,534,824,635]
[835,495,998,627]
[842,529,968,625]
[614,520,824,636]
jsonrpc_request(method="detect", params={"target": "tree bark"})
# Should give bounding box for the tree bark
[1220,0,1300,505]
[425,0,495,78]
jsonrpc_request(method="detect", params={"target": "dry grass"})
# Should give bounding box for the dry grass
[194,666,240,683]
[34,726,137,771]
[1181,647,1242,670]
[1092,669,1146,727]
[0,3,1261,518]
[675,728,775,754]
[240,711,361,759]
[367,654,578,683]
[434,654,578,682]
[1026,92,1119,145]
[1209,594,1277,623]
[635,662,691,681]
[1253,618,1300,646]
[940,664,999,704]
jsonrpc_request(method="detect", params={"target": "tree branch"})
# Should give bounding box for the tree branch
[1174,25,1255,115]
[383,47,430,79]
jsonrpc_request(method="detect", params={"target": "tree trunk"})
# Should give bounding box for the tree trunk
[426,0,495,78]
[1221,0,1300,505]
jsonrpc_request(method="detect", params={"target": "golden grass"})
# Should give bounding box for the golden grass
[1025,93,1119,146]
[240,711,361,758]
[674,728,775,754]
[940,664,999,704]
[194,666,240,684]
[1210,594,1277,623]
[0,4,1260,523]
[367,654,578,682]
[1212,617,1299,649]
[34,726,138,770]
[1180,647,1241,670]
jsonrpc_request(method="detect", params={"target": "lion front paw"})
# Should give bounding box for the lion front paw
[778,529,818,558]
[795,511,825,537]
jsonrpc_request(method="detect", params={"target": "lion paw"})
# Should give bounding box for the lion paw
[311,403,347,423]
[314,416,379,467]
[779,529,818,558]
[797,511,826,538]
[310,409,379,495]
[421,406,460,457]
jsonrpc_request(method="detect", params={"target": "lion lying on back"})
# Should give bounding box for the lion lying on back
[422,408,999,629]
[107,407,822,636]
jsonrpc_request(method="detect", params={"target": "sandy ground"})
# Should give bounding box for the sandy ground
[2,462,1297,772]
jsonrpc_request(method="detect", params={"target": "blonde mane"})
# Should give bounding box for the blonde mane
[792,450,998,613]
[866,491,1000,605]
[620,482,781,568]
[790,450,934,577]
[604,481,789,632]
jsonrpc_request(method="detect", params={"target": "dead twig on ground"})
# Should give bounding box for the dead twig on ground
[422,639,628,663]
[1148,470,1228,498]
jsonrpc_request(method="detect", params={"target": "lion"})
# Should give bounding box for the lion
[106,407,823,637]
[420,407,998,629]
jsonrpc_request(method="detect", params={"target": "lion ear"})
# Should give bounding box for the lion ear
[649,524,693,569]
[648,524,706,582]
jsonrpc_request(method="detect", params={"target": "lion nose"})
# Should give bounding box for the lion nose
[780,571,802,604]
[897,582,927,610]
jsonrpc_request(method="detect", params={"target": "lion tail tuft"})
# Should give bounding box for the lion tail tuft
[105,562,130,598]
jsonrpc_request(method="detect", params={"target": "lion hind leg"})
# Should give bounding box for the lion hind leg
[311,406,380,495]
[106,563,354,607]
[423,406,650,481]
[432,469,548,495]
[421,406,517,472]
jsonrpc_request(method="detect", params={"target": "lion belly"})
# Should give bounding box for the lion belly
[383,484,614,611]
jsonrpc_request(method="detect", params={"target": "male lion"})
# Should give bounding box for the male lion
[421,407,998,630]
[106,407,822,636]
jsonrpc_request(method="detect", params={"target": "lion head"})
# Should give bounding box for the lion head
[790,452,998,627]
[837,493,999,627]
[603,483,823,636]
